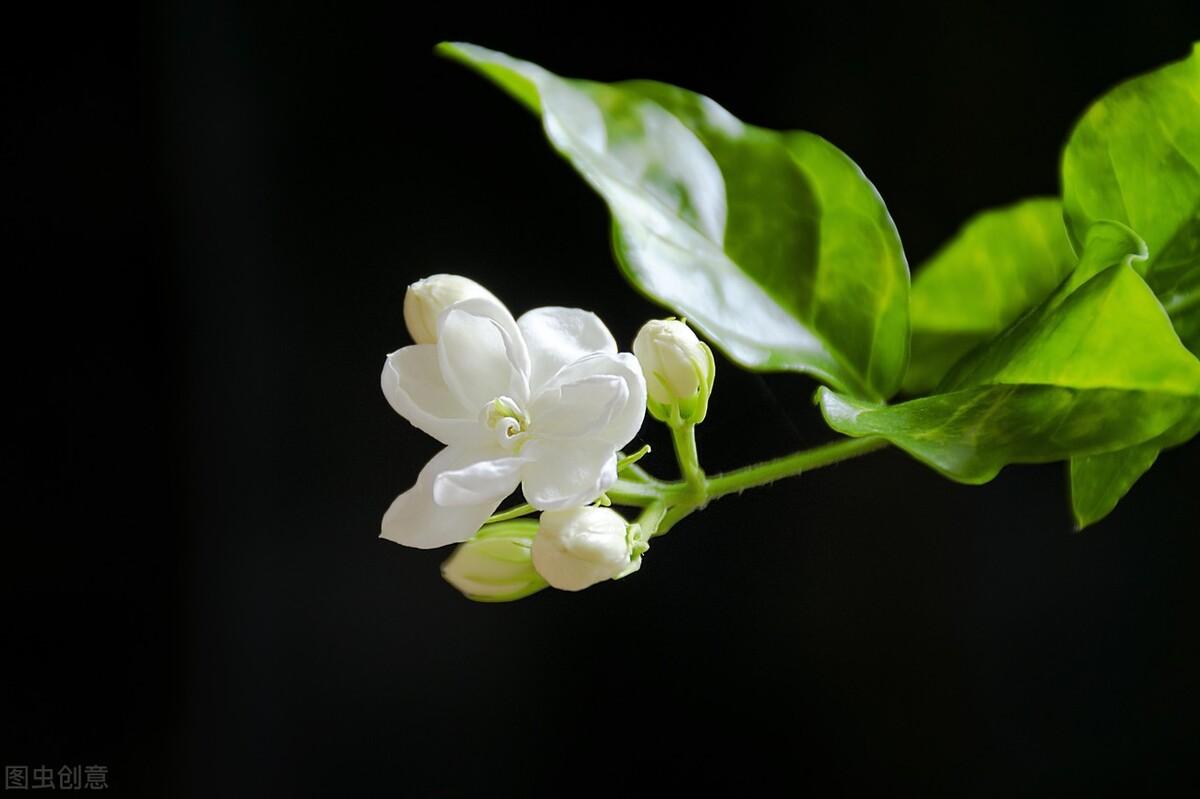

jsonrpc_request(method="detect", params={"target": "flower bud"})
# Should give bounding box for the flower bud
[441,520,548,602]
[532,507,639,592]
[633,318,716,426]
[403,274,500,344]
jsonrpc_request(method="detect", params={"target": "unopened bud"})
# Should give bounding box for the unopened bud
[403,274,500,344]
[441,520,547,602]
[532,507,639,592]
[633,318,715,426]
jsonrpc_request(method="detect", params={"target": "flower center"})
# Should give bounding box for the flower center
[482,396,530,450]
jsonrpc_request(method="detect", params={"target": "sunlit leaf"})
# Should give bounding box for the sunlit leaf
[1058,44,1200,522]
[905,198,1076,394]
[1061,42,1200,355]
[1070,406,1200,528]
[440,42,909,400]
[819,227,1200,483]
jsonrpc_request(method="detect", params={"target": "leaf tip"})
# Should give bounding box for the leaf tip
[1071,503,1107,532]
[431,41,542,115]
[433,41,470,63]
[814,387,870,434]
[1070,491,1107,531]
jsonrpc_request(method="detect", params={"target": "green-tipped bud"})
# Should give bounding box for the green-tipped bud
[441,520,547,602]
[403,273,500,344]
[633,318,716,426]
[532,507,640,591]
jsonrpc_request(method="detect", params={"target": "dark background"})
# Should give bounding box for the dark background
[5,3,1200,796]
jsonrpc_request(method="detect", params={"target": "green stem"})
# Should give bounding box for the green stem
[671,424,706,492]
[652,423,708,536]
[656,502,692,536]
[616,445,652,471]
[653,436,888,535]
[606,478,680,507]
[492,437,887,533]
[618,461,655,483]
[485,502,536,523]
[635,501,669,535]
[704,436,888,500]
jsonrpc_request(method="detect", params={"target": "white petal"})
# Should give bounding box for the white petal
[529,374,627,438]
[381,345,482,447]
[535,352,647,448]
[445,297,530,377]
[404,274,501,345]
[438,299,530,411]
[381,447,514,549]
[433,455,526,507]
[520,438,618,511]
[532,506,631,591]
[518,306,617,390]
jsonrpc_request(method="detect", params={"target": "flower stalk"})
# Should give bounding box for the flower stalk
[383,274,891,599]
[670,424,706,495]
[606,435,890,535]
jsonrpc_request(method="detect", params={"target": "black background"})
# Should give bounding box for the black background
[5,3,1200,796]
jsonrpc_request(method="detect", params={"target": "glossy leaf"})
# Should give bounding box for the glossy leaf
[937,222,1147,389]
[1058,45,1200,522]
[440,42,909,400]
[1060,224,1169,527]
[1061,42,1200,355]
[1070,405,1200,528]
[821,384,1194,484]
[819,228,1200,483]
[905,198,1076,394]
[1070,444,1159,530]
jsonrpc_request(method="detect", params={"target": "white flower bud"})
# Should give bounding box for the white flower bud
[441,521,547,602]
[532,507,637,591]
[403,274,501,344]
[633,318,716,426]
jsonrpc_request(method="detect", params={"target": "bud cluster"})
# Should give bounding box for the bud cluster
[443,507,639,600]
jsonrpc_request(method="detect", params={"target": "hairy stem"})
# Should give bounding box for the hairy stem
[705,436,888,500]
[531,437,888,535]
[607,479,680,507]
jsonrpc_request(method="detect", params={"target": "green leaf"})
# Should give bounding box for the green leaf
[818,228,1200,483]
[820,384,1193,484]
[1061,42,1200,354]
[1070,444,1159,530]
[1060,225,1179,528]
[1059,46,1200,522]
[905,198,1076,394]
[1069,405,1200,528]
[440,42,909,401]
[1047,223,1183,528]
[937,221,1147,389]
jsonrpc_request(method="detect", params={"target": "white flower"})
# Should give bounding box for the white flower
[633,318,715,425]
[381,285,647,549]
[532,506,636,591]
[403,274,500,345]
[441,520,547,602]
